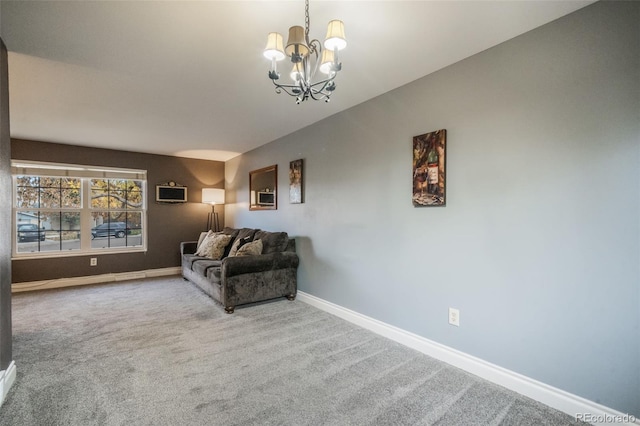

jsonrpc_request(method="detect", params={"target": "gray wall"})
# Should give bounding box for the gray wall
[226,1,639,416]
[1,37,12,371]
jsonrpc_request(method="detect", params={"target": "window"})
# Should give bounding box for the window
[15,176,82,254]
[90,179,144,249]
[12,161,147,258]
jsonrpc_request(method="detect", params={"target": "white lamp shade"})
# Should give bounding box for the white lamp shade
[319,49,335,74]
[324,20,346,51]
[202,188,225,204]
[263,32,285,61]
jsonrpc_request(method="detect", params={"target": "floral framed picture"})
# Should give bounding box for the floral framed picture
[413,129,446,206]
[289,159,303,204]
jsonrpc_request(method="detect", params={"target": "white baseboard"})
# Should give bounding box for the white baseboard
[297,291,639,426]
[11,267,181,293]
[0,361,16,408]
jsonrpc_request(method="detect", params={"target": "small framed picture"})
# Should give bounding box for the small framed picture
[289,159,303,204]
[413,129,446,207]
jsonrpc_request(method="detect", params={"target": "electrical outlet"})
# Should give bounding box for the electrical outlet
[448,307,460,327]
[90,258,97,266]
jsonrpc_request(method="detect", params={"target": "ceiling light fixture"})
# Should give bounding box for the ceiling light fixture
[263,0,346,104]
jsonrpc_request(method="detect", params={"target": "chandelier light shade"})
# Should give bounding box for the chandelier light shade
[285,26,309,59]
[263,33,285,62]
[264,0,346,104]
[324,20,347,51]
[319,49,335,75]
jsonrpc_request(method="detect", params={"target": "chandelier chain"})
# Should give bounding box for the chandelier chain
[304,0,310,41]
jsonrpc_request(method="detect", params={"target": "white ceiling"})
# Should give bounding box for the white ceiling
[1,1,593,161]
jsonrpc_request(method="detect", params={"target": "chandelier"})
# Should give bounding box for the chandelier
[263,0,346,104]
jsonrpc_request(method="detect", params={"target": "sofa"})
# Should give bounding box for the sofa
[180,227,299,313]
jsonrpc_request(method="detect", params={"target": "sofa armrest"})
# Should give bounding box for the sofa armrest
[180,241,198,255]
[222,252,299,278]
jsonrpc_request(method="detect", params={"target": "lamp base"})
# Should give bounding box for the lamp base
[206,212,220,232]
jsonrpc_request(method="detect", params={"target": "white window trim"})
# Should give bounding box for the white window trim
[11,160,148,259]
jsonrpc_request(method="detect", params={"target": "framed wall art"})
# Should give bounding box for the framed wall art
[289,159,303,204]
[250,165,277,210]
[413,129,446,207]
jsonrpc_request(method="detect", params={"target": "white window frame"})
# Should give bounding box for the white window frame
[11,160,147,259]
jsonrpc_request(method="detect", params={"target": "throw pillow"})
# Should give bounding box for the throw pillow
[228,236,252,257]
[235,239,263,257]
[196,231,211,251]
[195,231,215,256]
[196,233,233,259]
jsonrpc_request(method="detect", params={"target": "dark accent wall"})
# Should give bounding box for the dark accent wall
[1,38,13,370]
[11,139,225,283]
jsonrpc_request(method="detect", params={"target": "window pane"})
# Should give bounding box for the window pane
[109,190,127,209]
[51,211,82,252]
[16,213,44,253]
[61,212,81,231]
[91,211,107,226]
[15,185,39,208]
[90,179,144,210]
[16,176,39,188]
[41,187,61,208]
[126,180,143,208]
[61,179,81,208]
[39,211,57,231]
[16,177,81,209]
[91,191,106,208]
[91,179,107,209]
[39,177,59,188]
[16,211,39,228]
[109,179,127,191]
[107,211,127,223]
[125,212,143,248]
[127,180,143,189]
[38,212,61,253]
[91,179,107,189]
[91,190,106,209]
[16,211,82,253]
[90,212,143,249]
[60,178,79,188]
[61,188,82,208]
